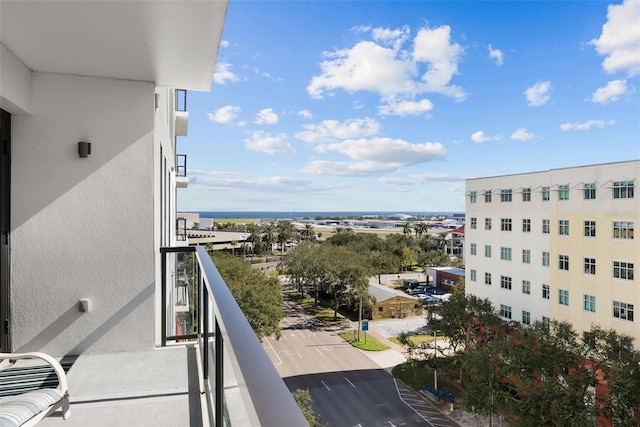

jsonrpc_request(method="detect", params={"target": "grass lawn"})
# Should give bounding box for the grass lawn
[338,331,390,351]
[389,334,434,346]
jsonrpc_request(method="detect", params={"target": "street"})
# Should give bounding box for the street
[262,300,460,426]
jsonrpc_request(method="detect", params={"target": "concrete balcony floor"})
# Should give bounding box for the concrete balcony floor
[39,345,203,427]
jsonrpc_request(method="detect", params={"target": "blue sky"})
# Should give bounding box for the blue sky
[178,0,640,213]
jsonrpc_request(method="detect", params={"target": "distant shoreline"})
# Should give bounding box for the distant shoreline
[183,211,465,221]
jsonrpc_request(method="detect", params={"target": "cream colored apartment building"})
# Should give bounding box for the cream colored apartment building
[465,161,639,343]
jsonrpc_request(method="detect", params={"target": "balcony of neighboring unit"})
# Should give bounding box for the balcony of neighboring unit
[175,89,189,136]
[176,154,189,188]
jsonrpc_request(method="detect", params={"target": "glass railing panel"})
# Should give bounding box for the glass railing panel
[161,245,307,426]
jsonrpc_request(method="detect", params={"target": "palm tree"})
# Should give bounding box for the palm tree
[262,223,276,254]
[413,222,428,238]
[403,222,413,236]
[276,221,295,259]
[301,224,315,240]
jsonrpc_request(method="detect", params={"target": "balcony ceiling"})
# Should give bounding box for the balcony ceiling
[0,0,228,91]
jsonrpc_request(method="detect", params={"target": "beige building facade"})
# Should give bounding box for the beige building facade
[465,161,638,342]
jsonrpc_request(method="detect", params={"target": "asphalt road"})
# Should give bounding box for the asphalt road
[262,300,459,427]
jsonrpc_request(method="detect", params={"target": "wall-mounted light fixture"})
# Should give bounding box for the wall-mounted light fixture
[78,141,91,158]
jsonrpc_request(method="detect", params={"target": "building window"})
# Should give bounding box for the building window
[500,304,512,319]
[470,243,477,256]
[522,310,531,325]
[559,254,570,271]
[485,190,492,203]
[522,187,531,202]
[542,219,550,234]
[559,184,570,200]
[584,220,596,238]
[584,295,596,313]
[559,289,569,306]
[501,189,512,202]
[501,247,512,261]
[542,284,550,299]
[559,219,569,236]
[522,280,531,295]
[485,272,492,285]
[522,249,531,264]
[500,276,512,290]
[584,183,596,200]
[470,269,477,281]
[485,245,492,258]
[613,221,634,239]
[613,181,634,199]
[501,218,512,231]
[613,261,634,281]
[470,217,477,229]
[542,251,550,267]
[584,257,596,275]
[542,316,550,328]
[613,301,634,321]
[522,219,531,233]
[542,186,550,201]
[470,191,477,203]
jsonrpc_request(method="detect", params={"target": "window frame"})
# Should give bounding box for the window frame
[584,294,596,313]
[584,183,596,200]
[559,289,569,306]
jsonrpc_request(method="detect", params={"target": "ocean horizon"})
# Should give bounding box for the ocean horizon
[185,211,464,221]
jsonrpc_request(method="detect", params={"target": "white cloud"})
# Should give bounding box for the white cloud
[372,25,410,51]
[299,137,446,177]
[298,110,313,119]
[592,79,631,104]
[207,105,240,124]
[213,63,240,85]
[219,40,230,48]
[243,131,295,155]
[300,160,397,176]
[470,130,500,143]
[306,24,466,101]
[413,25,466,100]
[524,81,551,107]
[295,118,381,145]
[253,67,272,79]
[190,172,336,194]
[590,0,640,76]
[254,108,279,125]
[379,172,470,185]
[488,44,504,66]
[511,128,535,141]
[378,98,434,116]
[560,119,615,131]
[324,137,446,165]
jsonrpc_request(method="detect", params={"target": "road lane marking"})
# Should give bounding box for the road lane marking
[315,348,323,356]
[263,334,283,368]
[296,351,302,358]
[321,381,331,391]
[394,378,436,427]
[345,377,356,388]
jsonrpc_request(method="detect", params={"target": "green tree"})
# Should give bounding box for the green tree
[211,252,285,339]
[292,389,323,427]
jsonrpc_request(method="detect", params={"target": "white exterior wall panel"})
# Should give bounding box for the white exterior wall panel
[10,72,157,355]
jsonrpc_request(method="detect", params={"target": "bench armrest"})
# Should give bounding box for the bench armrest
[0,352,69,394]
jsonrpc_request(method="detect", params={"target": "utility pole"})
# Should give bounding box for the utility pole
[433,330,438,391]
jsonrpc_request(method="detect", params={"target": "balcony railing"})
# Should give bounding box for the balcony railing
[176,154,187,177]
[160,246,307,426]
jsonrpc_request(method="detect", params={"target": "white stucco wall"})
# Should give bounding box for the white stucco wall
[10,72,157,355]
